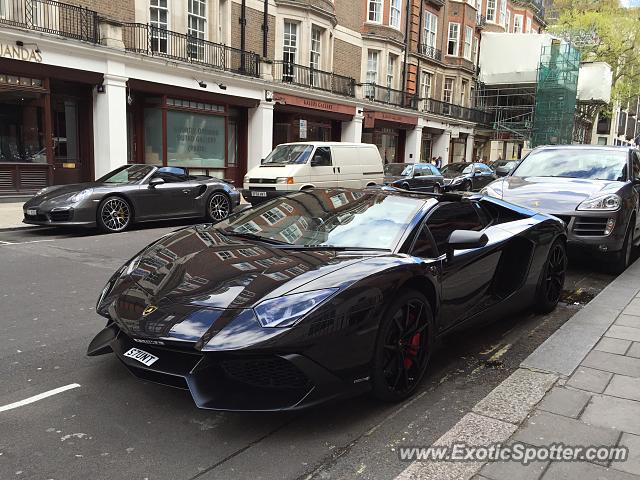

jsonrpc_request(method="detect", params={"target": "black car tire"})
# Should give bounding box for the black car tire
[97,196,132,233]
[206,192,231,223]
[372,290,434,402]
[401,182,411,191]
[533,238,567,314]
[610,220,634,275]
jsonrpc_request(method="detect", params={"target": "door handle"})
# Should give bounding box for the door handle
[182,189,190,194]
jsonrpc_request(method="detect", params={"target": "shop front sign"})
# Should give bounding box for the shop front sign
[0,42,42,63]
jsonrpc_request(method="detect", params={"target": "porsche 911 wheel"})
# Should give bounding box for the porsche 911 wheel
[97,197,131,233]
[372,291,434,402]
[207,192,230,222]
[534,239,567,314]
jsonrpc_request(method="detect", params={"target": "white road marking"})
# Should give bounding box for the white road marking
[0,239,55,246]
[0,383,81,412]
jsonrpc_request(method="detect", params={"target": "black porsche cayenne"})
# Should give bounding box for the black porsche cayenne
[88,188,566,411]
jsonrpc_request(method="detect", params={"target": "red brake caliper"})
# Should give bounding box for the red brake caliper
[403,309,421,369]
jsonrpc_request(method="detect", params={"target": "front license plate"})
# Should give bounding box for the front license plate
[251,191,267,197]
[27,209,37,216]
[123,347,159,367]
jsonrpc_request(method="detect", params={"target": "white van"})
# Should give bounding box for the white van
[242,142,384,204]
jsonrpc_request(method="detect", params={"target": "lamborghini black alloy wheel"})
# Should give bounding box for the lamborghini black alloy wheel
[381,299,430,395]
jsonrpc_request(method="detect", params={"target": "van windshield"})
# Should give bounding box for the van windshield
[262,144,314,165]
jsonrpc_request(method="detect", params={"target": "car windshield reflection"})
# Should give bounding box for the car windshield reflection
[513,149,628,181]
[219,190,425,250]
[98,165,155,183]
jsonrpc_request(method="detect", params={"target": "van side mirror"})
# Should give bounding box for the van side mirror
[446,230,488,260]
[149,177,165,188]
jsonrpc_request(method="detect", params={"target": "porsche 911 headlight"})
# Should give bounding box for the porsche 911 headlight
[69,189,92,203]
[576,194,621,211]
[254,288,338,328]
[36,186,52,196]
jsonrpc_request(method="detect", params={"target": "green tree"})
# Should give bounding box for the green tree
[549,1,640,104]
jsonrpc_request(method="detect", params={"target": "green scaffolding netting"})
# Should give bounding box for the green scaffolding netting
[531,42,581,147]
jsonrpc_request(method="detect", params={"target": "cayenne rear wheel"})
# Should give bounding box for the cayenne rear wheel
[206,192,231,223]
[372,291,434,402]
[533,239,567,314]
[97,196,132,233]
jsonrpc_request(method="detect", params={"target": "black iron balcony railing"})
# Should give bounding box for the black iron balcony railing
[422,98,492,124]
[0,0,98,43]
[418,44,442,62]
[122,23,260,77]
[476,14,487,27]
[272,61,356,97]
[361,83,419,109]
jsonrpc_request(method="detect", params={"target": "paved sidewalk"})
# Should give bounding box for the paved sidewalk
[397,260,640,480]
[0,202,26,230]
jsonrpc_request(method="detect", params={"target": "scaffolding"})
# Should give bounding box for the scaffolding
[475,84,537,141]
[531,41,581,147]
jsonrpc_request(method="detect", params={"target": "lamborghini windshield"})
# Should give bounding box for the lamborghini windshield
[219,190,426,250]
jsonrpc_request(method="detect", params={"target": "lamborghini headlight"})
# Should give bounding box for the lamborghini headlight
[254,288,338,328]
[576,194,621,211]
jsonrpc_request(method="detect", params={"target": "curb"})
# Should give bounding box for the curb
[395,259,640,480]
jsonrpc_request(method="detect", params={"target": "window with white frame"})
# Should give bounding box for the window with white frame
[526,16,532,32]
[420,71,432,99]
[464,26,472,60]
[310,26,322,86]
[472,36,478,64]
[368,0,382,23]
[262,207,285,225]
[187,0,206,59]
[365,50,379,97]
[486,0,495,22]
[423,12,437,52]
[387,54,396,88]
[513,14,523,33]
[444,77,454,103]
[461,80,468,106]
[506,10,511,32]
[447,23,460,56]
[283,21,298,81]
[390,0,401,28]
[500,0,507,26]
[150,0,168,53]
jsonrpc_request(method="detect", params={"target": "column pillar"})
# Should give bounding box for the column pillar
[432,131,451,165]
[404,124,422,163]
[247,100,274,171]
[93,71,128,179]
[341,109,364,142]
[465,134,475,162]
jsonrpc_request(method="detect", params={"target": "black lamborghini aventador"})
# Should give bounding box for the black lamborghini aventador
[88,188,567,411]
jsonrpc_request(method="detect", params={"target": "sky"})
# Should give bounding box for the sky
[620,0,640,7]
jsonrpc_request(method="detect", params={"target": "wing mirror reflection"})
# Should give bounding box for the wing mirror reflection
[149,177,165,188]
[446,230,488,260]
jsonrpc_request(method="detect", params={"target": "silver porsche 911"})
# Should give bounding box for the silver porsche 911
[23,165,241,233]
